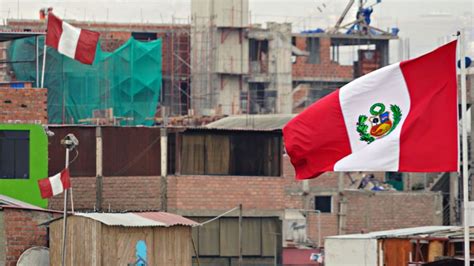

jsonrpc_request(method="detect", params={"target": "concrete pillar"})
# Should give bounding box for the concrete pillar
[450,172,459,225]
[376,41,389,66]
[267,22,292,114]
[95,126,103,211]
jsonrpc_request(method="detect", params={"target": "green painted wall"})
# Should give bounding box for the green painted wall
[0,124,48,208]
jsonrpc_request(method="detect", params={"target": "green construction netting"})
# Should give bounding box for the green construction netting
[8,36,162,126]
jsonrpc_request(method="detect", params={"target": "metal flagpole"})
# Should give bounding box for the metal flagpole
[35,36,39,86]
[458,30,470,266]
[40,15,48,88]
[61,147,70,266]
[40,43,47,88]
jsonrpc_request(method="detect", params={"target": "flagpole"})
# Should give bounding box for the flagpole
[40,13,47,89]
[40,43,47,88]
[61,147,70,266]
[458,30,470,266]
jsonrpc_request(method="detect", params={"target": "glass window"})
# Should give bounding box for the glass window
[0,130,29,179]
[315,196,332,213]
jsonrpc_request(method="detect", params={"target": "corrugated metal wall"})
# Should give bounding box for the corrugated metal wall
[102,127,161,176]
[191,217,281,259]
[49,126,282,177]
[48,127,96,176]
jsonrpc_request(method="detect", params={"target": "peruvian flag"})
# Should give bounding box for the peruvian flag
[38,169,71,198]
[284,41,458,180]
[45,13,100,65]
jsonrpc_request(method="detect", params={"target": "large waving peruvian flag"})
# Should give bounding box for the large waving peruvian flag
[284,41,458,180]
[46,13,100,65]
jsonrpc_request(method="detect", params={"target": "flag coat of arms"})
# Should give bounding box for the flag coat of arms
[46,13,100,65]
[38,169,71,199]
[283,41,458,180]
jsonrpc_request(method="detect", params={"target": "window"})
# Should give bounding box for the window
[306,37,320,64]
[386,172,404,191]
[131,32,157,41]
[0,130,29,179]
[315,196,332,213]
[180,132,281,176]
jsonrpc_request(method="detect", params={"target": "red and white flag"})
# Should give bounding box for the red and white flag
[284,41,458,180]
[45,13,100,65]
[38,169,71,198]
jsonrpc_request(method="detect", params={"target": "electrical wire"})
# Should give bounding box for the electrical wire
[68,149,79,166]
[199,206,240,226]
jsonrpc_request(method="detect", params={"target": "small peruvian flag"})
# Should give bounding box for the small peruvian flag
[45,13,100,65]
[38,169,71,199]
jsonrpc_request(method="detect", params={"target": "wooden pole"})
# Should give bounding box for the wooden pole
[238,203,243,265]
[191,236,200,266]
[160,107,168,211]
[96,126,103,211]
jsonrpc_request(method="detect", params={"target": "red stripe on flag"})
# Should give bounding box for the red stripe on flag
[60,168,71,190]
[399,41,458,172]
[283,89,351,179]
[74,29,100,65]
[38,177,53,199]
[45,13,63,49]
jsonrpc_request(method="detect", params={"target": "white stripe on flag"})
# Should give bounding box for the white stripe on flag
[334,63,411,171]
[58,21,81,59]
[50,172,64,196]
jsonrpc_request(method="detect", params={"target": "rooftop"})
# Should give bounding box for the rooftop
[0,31,44,42]
[72,212,199,227]
[205,114,295,130]
[326,226,459,240]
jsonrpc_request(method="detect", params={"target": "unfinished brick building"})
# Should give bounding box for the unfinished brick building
[44,125,443,265]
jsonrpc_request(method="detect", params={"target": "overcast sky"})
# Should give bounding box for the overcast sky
[0,0,473,62]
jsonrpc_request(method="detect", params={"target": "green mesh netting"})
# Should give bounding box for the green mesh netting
[8,36,162,126]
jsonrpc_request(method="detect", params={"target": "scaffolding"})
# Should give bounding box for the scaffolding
[190,14,216,116]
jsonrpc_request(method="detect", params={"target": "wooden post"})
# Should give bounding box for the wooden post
[160,127,168,211]
[96,126,103,211]
[238,203,243,265]
[191,236,200,266]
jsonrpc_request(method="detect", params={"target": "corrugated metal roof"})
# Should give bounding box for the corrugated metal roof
[0,194,44,209]
[326,226,458,240]
[205,114,296,130]
[75,212,199,227]
[0,194,63,214]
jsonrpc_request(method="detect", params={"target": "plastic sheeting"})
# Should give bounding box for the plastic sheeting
[8,37,162,125]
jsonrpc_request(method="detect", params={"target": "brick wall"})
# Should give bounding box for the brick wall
[102,176,161,210]
[48,176,97,210]
[2,208,57,266]
[0,88,47,124]
[48,176,161,211]
[305,190,443,243]
[292,36,353,80]
[168,155,304,214]
[343,190,443,234]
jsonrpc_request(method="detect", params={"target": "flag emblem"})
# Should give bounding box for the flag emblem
[356,103,402,144]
